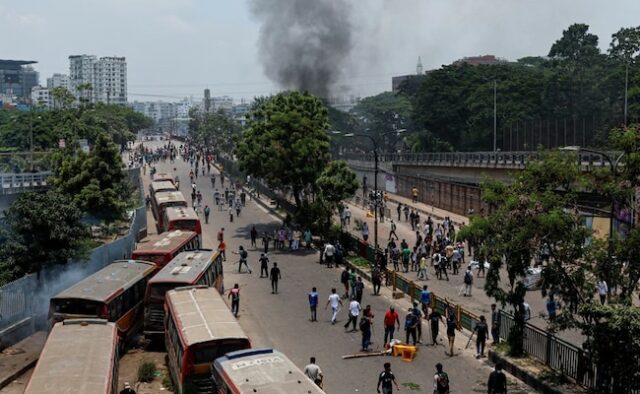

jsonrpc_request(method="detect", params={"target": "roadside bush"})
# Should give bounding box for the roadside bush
[137,360,156,383]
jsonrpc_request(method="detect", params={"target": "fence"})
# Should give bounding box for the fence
[0,168,147,348]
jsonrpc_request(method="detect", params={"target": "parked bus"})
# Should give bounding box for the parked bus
[165,287,251,394]
[212,348,325,393]
[24,319,119,394]
[133,230,201,269]
[153,191,188,229]
[163,206,202,240]
[49,260,156,340]
[144,249,223,336]
[149,180,176,198]
[153,171,175,184]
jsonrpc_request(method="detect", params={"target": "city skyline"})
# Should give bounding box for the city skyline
[2,0,640,101]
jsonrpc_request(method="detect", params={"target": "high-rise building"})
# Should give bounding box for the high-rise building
[0,59,39,100]
[68,55,127,105]
[46,73,69,90]
[204,89,211,112]
[31,86,52,108]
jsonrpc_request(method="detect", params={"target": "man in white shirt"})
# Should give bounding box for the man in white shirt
[344,298,361,332]
[324,242,335,268]
[597,279,608,305]
[325,288,343,324]
[304,357,323,388]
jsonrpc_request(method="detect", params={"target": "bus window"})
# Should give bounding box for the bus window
[52,299,102,316]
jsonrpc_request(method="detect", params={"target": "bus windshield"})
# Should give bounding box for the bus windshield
[52,299,102,316]
[174,219,198,231]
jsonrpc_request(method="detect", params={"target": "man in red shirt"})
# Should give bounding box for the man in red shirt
[383,306,400,345]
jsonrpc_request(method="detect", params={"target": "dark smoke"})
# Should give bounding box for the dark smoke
[249,0,352,98]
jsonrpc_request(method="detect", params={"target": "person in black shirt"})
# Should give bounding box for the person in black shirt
[429,309,443,345]
[446,314,457,356]
[259,253,269,278]
[269,262,282,294]
[474,315,489,358]
[377,362,400,394]
[250,226,257,247]
[487,362,507,394]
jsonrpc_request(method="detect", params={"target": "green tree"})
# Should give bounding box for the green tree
[50,87,75,110]
[236,91,331,209]
[51,132,131,221]
[189,107,241,153]
[316,160,359,226]
[0,190,88,282]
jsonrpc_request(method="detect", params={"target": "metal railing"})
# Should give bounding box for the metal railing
[0,171,51,195]
[339,151,620,169]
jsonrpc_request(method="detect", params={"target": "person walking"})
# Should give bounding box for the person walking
[308,287,319,322]
[361,305,374,351]
[376,362,400,394]
[429,308,443,346]
[269,262,281,294]
[418,254,429,280]
[420,285,432,317]
[362,221,369,242]
[474,316,489,358]
[324,241,335,268]
[389,220,399,241]
[262,232,270,254]
[233,246,251,274]
[404,308,418,346]
[546,295,559,321]
[433,363,450,394]
[325,288,343,324]
[228,283,240,317]
[259,253,269,278]
[412,302,423,343]
[203,205,210,224]
[463,267,474,296]
[396,203,402,221]
[303,357,324,389]
[372,265,382,296]
[341,268,350,299]
[344,297,361,332]
[354,276,365,304]
[446,313,457,356]
[487,362,507,394]
[250,226,257,248]
[218,240,226,262]
[490,304,500,344]
[597,279,608,305]
[383,307,400,345]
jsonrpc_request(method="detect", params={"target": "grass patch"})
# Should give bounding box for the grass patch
[162,373,174,391]
[402,382,421,391]
[494,341,511,355]
[539,370,570,385]
[348,256,371,268]
[137,360,157,383]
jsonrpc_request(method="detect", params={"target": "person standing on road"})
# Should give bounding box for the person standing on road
[389,220,399,241]
[446,313,457,356]
[259,253,269,278]
[421,285,432,317]
[474,315,489,358]
[354,276,365,303]
[361,305,374,351]
[233,246,251,274]
[372,265,382,296]
[228,283,240,317]
[397,203,402,221]
[308,287,319,322]
[418,254,429,280]
[228,205,234,222]
[377,362,400,394]
[490,304,500,344]
[429,308,443,346]
[341,268,350,299]
[218,240,226,262]
[250,226,257,247]
[362,221,369,242]
[487,362,507,394]
[269,262,281,294]
[324,241,335,268]
[262,232,270,254]
[325,288,343,324]
[304,357,323,389]
[204,205,210,224]
[434,363,450,394]
[404,307,418,346]
[412,302,423,344]
[304,228,312,248]
[344,297,361,332]
[412,186,418,204]
[383,306,401,345]
[463,267,474,296]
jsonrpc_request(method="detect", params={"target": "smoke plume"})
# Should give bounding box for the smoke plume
[249,0,352,98]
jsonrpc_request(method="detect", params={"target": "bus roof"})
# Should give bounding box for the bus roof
[134,230,197,254]
[24,320,118,394]
[149,249,216,284]
[155,191,187,205]
[214,348,325,393]
[164,206,199,222]
[150,180,176,193]
[52,260,156,303]
[153,172,174,182]
[166,287,248,348]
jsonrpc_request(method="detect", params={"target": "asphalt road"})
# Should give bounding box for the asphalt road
[141,139,534,394]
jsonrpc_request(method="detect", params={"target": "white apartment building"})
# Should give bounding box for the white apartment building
[68,55,127,105]
[31,85,52,108]
[46,73,69,90]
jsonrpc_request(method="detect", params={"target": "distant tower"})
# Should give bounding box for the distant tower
[204,89,211,112]
[416,57,423,75]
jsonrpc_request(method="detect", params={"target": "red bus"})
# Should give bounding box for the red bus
[143,249,223,336]
[132,230,201,269]
[163,206,202,241]
[149,180,176,198]
[165,287,250,393]
[153,191,188,229]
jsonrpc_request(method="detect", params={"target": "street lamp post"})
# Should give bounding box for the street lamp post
[493,80,497,152]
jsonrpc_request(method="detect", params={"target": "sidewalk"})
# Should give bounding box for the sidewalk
[0,332,46,389]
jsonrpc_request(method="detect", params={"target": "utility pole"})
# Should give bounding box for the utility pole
[624,61,629,126]
[493,80,497,151]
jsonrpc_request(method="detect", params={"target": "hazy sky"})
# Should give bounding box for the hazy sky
[2,0,639,102]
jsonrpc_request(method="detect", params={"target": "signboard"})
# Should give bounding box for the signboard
[79,139,90,153]
[58,139,65,148]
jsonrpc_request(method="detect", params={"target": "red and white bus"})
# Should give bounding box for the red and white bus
[163,206,201,240]
[132,230,201,269]
[165,287,251,394]
[152,171,175,184]
[149,180,176,198]
[152,191,188,229]
[25,319,120,394]
[143,249,223,336]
